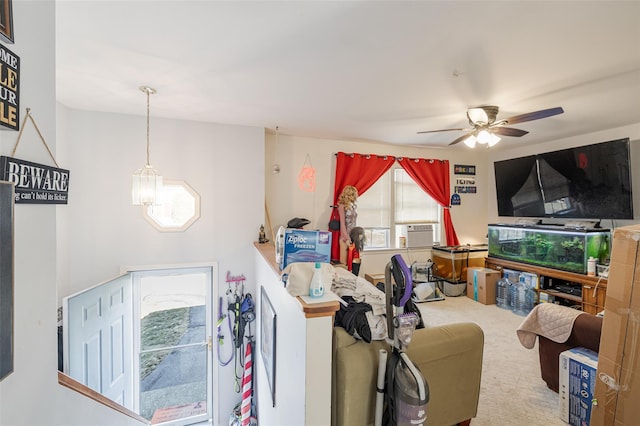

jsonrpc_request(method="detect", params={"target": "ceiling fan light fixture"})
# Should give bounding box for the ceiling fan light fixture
[476,129,493,144]
[467,108,489,125]
[487,133,501,147]
[463,134,477,148]
[419,105,562,147]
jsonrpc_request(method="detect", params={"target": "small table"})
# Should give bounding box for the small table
[365,273,385,286]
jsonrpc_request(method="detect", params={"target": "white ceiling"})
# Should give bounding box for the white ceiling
[55,1,640,149]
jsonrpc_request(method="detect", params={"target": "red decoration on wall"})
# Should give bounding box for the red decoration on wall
[298,166,316,192]
[578,152,588,169]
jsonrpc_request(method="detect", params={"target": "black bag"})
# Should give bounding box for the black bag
[287,217,310,228]
[329,219,340,230]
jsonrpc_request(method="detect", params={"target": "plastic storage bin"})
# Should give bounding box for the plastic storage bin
[432,244,488,284]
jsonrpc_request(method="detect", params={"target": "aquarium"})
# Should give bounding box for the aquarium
[487,224,610,274]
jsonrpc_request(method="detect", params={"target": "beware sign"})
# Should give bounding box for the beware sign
[0,156,69,204]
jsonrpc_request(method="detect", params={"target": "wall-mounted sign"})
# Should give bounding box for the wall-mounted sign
[0,156,69,204]
[455,186,477,194]
[451,193,461,206]
[456,177,475,185]
[454,164,475,175]
[0,43,19,130]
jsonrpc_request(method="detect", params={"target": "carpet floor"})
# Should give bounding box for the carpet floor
[416,295,566,426]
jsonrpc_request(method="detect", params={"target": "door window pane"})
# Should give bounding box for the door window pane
[138,272,208,423]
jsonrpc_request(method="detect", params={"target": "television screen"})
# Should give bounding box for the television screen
[494,138,633,220]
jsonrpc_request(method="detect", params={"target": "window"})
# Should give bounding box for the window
[358,167,441,249]
[143,180,201,232]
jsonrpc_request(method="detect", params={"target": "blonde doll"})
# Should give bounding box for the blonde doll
[337,185,358,265]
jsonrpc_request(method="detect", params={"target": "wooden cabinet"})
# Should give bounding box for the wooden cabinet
[484,257,607,314]
[582,284,606,315]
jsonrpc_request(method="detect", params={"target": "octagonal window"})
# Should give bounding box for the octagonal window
[143,180,200,232]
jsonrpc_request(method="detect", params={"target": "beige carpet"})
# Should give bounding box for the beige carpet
[416,295,566,426]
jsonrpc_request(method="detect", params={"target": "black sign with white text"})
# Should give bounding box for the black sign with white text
[0,156,69,204]
[0,44,19,131]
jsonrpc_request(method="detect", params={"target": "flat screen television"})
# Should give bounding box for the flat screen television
[494,138,633,220]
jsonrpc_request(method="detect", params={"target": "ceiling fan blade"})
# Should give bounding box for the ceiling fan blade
[502,107,564,125]
[417,127,469,134]
[491,127,529,137]
[449,132,475,146]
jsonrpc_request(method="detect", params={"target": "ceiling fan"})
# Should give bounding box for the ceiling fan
[417,105,564,147]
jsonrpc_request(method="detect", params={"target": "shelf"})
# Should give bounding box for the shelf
[539,289,582,304]
[485,256,607,313]
[484,257,607,288]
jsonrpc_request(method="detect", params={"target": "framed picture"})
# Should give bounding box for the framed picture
[0,181,14,381]
[0,0,13,44]
[260,286,277,407]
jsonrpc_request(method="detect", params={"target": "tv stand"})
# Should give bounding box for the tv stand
[484,257,607,315]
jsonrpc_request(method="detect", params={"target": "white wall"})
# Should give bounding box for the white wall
[255,253,307,425]
[0,1,135,425]
[486,123,640,229]
[56,108,264,299]
[265,134,490,275]
[55,107,264,424]
[254,249,334,426]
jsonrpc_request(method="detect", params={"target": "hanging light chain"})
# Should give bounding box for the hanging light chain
[140,86,156,166]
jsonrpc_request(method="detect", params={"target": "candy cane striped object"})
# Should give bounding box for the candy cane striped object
[240,342,253,426]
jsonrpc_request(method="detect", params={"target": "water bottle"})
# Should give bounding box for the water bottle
[496,277,509,309]
[510,281,527,316]
[524,284,536,314]
[309,262,325,298]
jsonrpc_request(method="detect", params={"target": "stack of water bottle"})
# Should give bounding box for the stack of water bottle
[496,269,537,316]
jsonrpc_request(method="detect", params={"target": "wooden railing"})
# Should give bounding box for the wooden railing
[58,371,150,424]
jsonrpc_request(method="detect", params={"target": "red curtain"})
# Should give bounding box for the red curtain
[329,152,395,261]
[397,157,460,246]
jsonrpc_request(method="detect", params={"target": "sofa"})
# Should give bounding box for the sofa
[332,322,484,426]
[538,311,603,392]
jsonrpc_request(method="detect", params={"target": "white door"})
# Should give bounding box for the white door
[64,265,215,425]
[64,274,133,407]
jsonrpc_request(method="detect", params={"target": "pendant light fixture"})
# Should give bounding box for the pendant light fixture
[272,125,281,174]
[132,86,163,205]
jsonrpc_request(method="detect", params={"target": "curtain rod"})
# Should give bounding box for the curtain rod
[333,152,446,163]
[333,152,394,159]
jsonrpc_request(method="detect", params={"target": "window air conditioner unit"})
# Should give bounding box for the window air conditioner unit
[406,224,433,248]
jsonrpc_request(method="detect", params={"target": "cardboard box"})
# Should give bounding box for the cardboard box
[559,347,598,426]
[281,228,332,270]
[591,224,640,426]
[466,267,500,305]
[538,292,555,304]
